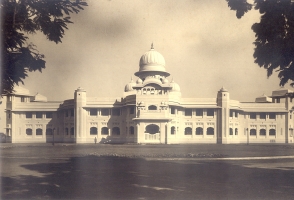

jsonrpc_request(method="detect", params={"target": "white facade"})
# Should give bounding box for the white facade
[4,46,294,144]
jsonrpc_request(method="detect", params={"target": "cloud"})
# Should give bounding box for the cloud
[22,0,282,101]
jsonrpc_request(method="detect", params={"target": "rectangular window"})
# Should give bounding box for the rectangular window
[230,110,233,117]
[46,112,52,118]
[36,112,42,119]
[90,109,97,116]
[185,109,192,116]
[70,109,74,117]
[207,109,214,117]
[112,108,120,116]
[250,113,256,119]
[230,110,238,118]
[26,112,32,118]
[269,113,276,119]
[65,111,68,117]
[130,106,135,114]
[196,109,203,116]
[21,97,25,102]
[101,108,109,116]
[260,113,266,119]
[170,107,175,114]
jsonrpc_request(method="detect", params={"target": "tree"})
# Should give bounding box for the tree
[1,0,87,95]
[226,0,294,87]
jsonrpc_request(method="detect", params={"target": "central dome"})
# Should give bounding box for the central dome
[139,49,166,69]
[135,44,170,77]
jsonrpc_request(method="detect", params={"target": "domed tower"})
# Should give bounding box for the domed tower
[130,44,181,144]
[135,43,170,81]
[131,44,181,97]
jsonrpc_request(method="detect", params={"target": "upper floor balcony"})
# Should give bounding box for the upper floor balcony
[135,109,171,121]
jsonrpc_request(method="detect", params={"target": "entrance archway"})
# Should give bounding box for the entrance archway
[145,124,159,134]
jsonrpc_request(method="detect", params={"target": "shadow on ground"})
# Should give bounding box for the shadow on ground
[1,156,294,200]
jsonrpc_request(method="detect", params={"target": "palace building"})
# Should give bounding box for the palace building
[4,45,294,144]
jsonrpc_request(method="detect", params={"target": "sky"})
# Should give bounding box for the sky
[14,0,290,101]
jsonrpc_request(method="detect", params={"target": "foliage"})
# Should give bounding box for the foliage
[1,0,87,95]
[226,0,294,87]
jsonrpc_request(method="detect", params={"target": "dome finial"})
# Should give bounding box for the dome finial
[151,42,154,49]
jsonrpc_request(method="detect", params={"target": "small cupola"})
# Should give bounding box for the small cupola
[124,78,136,92]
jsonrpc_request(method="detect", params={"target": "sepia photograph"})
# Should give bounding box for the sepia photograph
[1,0,294,199]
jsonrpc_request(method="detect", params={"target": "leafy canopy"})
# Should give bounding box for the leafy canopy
[226,0,294,87]
[1,0,87,95]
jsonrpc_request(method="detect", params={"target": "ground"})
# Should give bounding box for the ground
[1,143,294,200]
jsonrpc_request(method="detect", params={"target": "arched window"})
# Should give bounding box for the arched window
[196,127,203,135]
[229,128,233,135]
[129,126,135,135]
[150,88,155,94]
[36,128,42,135]
[171,126,175,135]
[112,127,120,135]
[46,128,53,135]
[185,127,192,135]
[101,127,109,135]
[90,127,97,135]
[65,128,69,135]
[148,105,157,110]
[207,127,214,135]
[269,129,276,136]
[260,129,266,136]
[26,128,32,136]
[235,128,238,135]
[70,127,74,135]
[146,124,159,134]
[250,129,256,135]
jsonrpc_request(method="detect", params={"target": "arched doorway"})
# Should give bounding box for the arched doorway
[145,124,160,142]
[145,124,159,134]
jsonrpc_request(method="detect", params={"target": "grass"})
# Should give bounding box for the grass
[1,143,294,159]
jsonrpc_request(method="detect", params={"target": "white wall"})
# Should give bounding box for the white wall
[0,97,6,134]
